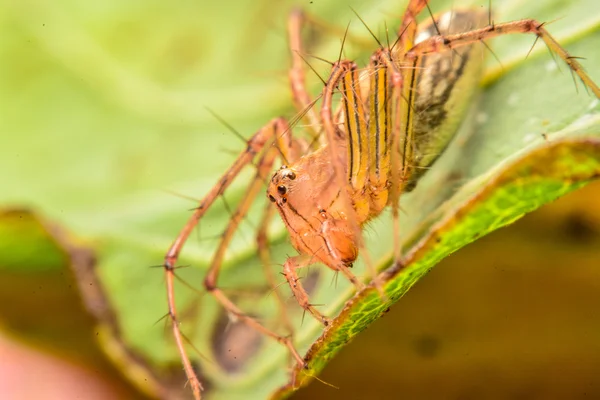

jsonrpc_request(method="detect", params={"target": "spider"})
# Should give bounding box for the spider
[162,1,600,398]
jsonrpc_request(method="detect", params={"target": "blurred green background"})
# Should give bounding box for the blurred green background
[1,0,600,399]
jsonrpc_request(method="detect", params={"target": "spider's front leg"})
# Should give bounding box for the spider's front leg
[164,117,305,400]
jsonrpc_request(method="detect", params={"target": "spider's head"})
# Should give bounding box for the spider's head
[267,165,297,206]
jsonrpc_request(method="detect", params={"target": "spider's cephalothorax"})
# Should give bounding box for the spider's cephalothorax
[267,149,359,271]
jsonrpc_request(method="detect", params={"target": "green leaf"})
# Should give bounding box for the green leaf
[0,210,66,273]
[1,0,599,399]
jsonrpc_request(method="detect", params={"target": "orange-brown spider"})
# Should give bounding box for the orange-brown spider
[162,1,600,398]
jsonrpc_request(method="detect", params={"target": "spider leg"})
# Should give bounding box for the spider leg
[164,118,288,399]
[405,19,600,98]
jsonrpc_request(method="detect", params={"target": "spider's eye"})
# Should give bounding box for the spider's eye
[281,197,287,204]
[268,194,276,203]
[277,185,287,195]
[285,171,296,180]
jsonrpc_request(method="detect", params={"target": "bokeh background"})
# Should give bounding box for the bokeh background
[1,0,599,399]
